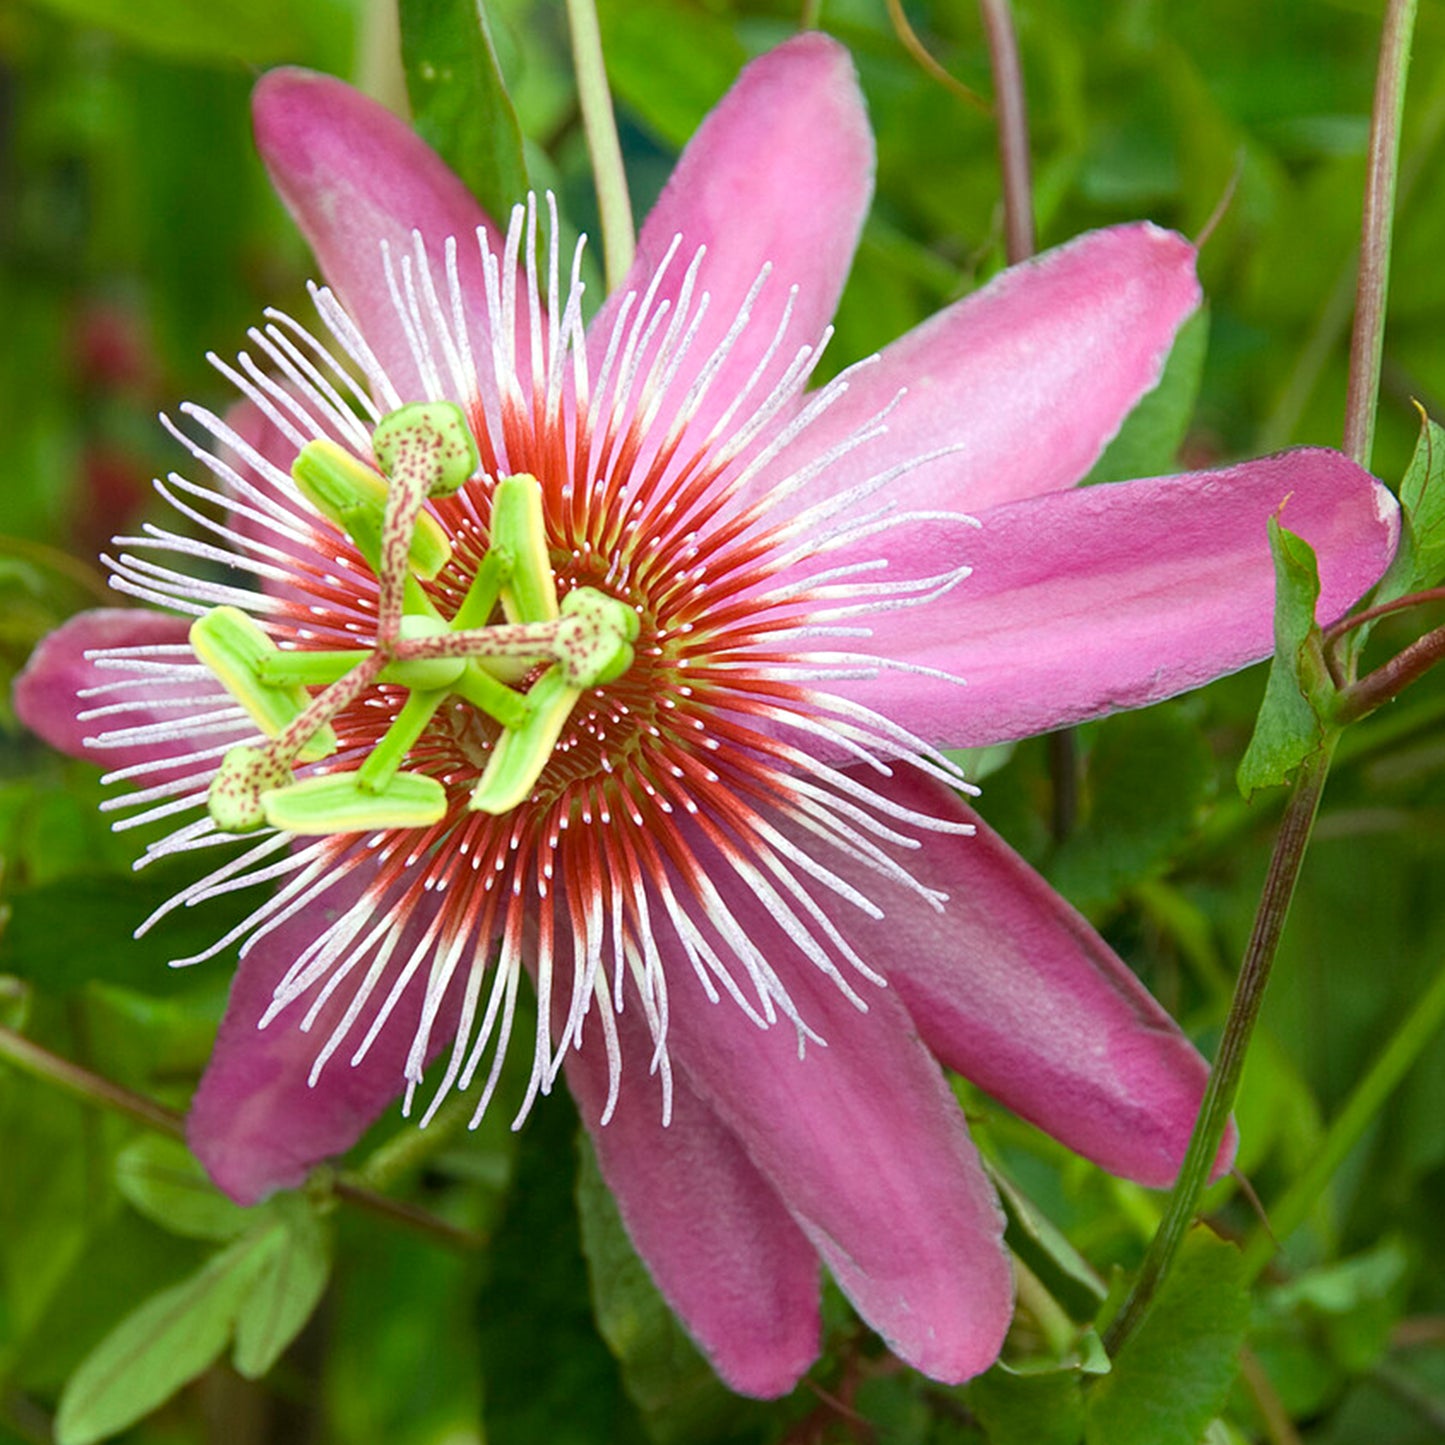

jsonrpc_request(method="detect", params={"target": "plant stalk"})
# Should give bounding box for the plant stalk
[1104,0,1417,1357]
[978,0,1034,264]
[565,0,635,291]
[0,1024,482,1252]
[1343,0,1418,470]
[1102,742,1335,1354]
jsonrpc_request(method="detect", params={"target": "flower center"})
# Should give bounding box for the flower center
[190,401,639,835]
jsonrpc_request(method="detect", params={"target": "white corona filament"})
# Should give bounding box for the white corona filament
[89,193,983,1134]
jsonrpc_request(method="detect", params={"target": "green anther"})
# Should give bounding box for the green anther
[491,474,559,623]
[379,615,467,691]
[190,607,337,763]
[553,587,640,687]
[292,440,453,579]
[261,770,448,835]
[207,745,295,833]
[372,402,479,499]
[468,669,580,816]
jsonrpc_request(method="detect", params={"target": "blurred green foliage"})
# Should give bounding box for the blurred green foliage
[4,1,1445,1442]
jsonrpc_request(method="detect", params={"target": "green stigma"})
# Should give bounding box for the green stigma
[192,406,638,837]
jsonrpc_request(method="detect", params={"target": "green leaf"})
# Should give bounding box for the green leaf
[0,868,265,996]
[989,1168,1107,1322]
[1084,308,1209,486]
[476,1093,648,1445]
[969,1363,1086,1445]
[23,0,312,64]
[1269,1239,1410,1374]
[575,1135,765,1442]
[232,1201,332,1379]
[594,0,746,150]
[1049,709,1213,911]
[55,1228,282,1445]
[399,0,529,225]
[1398,413,1445,584]
[8,1209,211,1396]
[1373,408,1445,607]
[1236,519,1336,797]
[115,1136,251,1243]
[1084,1231,1250,1445]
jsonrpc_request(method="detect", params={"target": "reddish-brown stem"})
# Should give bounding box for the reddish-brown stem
[978,0,1034,264]
[1337,622,1445,723]
[0,1024,484,1253]
[1325,584,1445,643]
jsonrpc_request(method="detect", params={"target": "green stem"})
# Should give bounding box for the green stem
[884,0,989,114]
[1259,12,1443,457]
[1105,0,1417,1358]
[1343,0,1418,471]
[0,1022,187,1138]
[357,1090,482,1192]
[1241,951,1445,1282]
[0,1024,483,1253]
[565,0,635,292]
[1102,742,1336,1355]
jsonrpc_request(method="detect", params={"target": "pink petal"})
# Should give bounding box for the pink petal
[767,223,1200,516]
[831,449,1399,748]
[587,33,872,443]
[659,888,1012,1382]
[14,609,205,768]
[252,68,508,402]
[851,768,1230,1186]
[188,869,450,1205]
[566,1004,820,1398]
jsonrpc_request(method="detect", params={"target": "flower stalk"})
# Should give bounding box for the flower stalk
[1102,740,1335,1353]
[1104,0,1419,1358]
[565,0,634,291]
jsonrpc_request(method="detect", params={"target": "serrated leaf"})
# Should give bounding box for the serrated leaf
[1236,519,1336,797]
[1084,1231,1250,1445]
[1084,308,1209,486]
[399,0,529,225]
[115,1137,251,1243]
[55,1228,282,1445]
[232,1202,332,1379]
